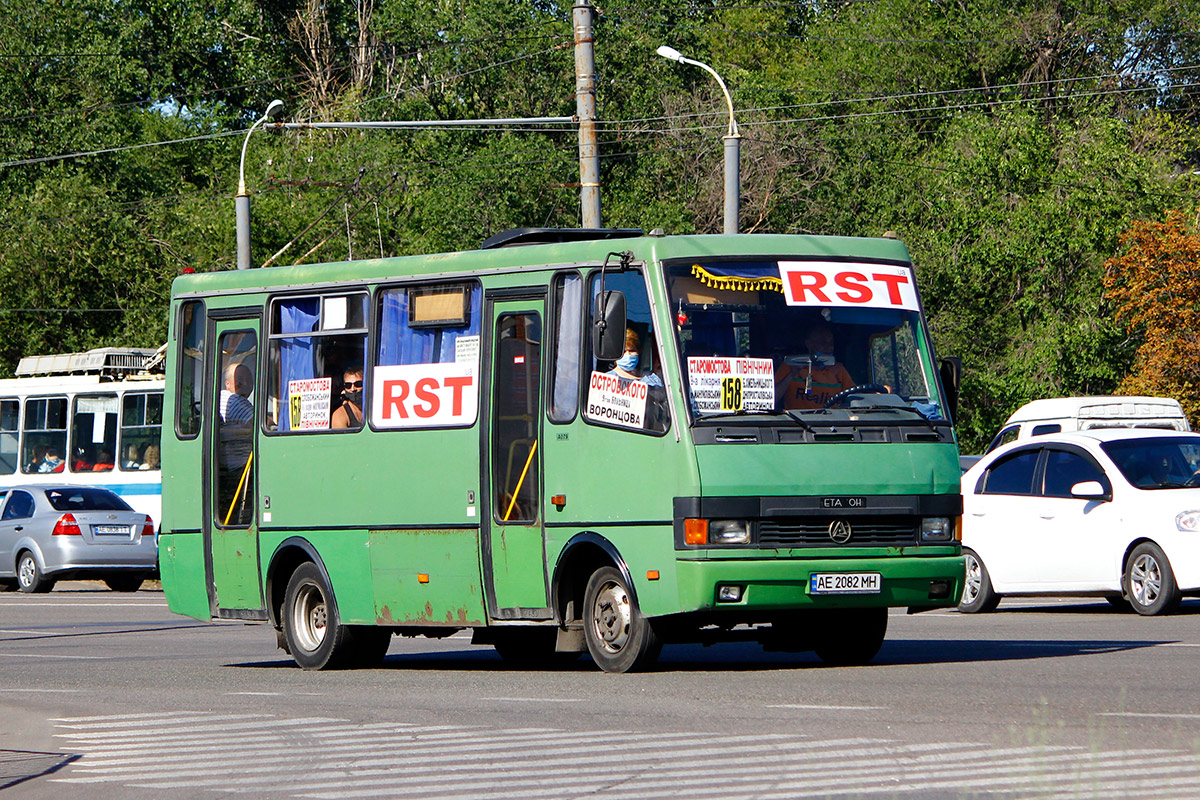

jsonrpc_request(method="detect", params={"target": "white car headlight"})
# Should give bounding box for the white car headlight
[1177,510,1200,532]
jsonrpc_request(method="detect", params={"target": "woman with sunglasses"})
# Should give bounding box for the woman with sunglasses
[331,366,365,429]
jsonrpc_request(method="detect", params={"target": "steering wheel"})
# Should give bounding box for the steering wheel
[1185,471,1200,488]
[824,383,889,408]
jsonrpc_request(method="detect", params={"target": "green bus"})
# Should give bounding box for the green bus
[159,228,964,673]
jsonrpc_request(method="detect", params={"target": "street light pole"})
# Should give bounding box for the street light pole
[235,99,284,270]
[655,46,740,234]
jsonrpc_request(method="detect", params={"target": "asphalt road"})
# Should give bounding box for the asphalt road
[3,583,1200,799]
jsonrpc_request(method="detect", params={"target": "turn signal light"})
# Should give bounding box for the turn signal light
[52,513,81,536]
[684,518,707,546]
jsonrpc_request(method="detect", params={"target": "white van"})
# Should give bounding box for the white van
[984,396,1190,454]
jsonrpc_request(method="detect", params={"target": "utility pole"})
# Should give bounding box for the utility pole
[573,0,601,229]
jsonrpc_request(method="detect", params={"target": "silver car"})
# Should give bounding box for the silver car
[0,485,157,593]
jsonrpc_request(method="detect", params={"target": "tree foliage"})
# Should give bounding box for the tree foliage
[1,0,1199,450]
[1104,211,1200,425]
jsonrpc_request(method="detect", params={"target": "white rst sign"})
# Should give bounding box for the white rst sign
[779,261,919,311]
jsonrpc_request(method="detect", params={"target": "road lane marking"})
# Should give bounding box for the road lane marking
[1098,711,1200,719]
[767,704,888,710]
[0,653,107,660]
[478,697,585,703]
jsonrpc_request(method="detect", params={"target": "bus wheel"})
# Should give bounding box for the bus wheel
[17,551,54,594]
[283,562,353,670]
[583,566,661,673]
[813,608,888,667]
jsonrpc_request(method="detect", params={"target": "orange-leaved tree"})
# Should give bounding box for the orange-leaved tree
[1103,211,1200,425]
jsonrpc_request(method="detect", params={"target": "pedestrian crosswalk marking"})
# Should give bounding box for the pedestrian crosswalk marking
[50,712,1200,798]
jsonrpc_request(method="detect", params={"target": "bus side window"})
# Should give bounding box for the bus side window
[71,394,118,472]
[121,392,163,471]
[22,397,67,474]
[0,399,17,475]
[266,293,368,433]
[548,272,582,423]
[176,300,205,438]
[583,268,669,435]
[373,282,482,429]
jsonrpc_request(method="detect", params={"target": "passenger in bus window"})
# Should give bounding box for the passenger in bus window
[38,448,64,473]
[139,444,160,471]
[775,322,856,410]
[609,329,663,387]
[220,364,254,424]
[608,328,668,431]
[331,366,364,429]
[25,444,47,473]
[122,444,141,469]
[92,449,114,472]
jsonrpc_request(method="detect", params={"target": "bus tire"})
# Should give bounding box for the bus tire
[813,607,888,667]
[17,551,54,594]
[282,562,353,670]
[583,566,661,673]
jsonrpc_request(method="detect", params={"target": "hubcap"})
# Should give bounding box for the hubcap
[591,580,631,654]
[18,556,34,588]
[1130,554,1162,607]
[291,582,328,653]
[962,554,982,605]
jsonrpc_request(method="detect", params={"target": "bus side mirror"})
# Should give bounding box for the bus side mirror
[592,290,627,361]
[939,357,962,424]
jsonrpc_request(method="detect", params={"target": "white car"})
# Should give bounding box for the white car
[959,428,1200,615]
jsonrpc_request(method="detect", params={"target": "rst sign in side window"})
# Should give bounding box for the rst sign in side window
[373,283,482,429]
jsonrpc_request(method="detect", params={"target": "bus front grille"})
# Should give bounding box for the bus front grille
[757,517,918,547]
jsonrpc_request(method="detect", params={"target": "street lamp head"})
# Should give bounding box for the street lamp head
[656,45,684,62]
[264,99,285,121]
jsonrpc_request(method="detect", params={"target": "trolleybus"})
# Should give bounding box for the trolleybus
[0,348,164,524]
[159,228,964,672]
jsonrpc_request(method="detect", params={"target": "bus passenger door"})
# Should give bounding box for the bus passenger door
[483,297,550,619]
[204,317,265,619]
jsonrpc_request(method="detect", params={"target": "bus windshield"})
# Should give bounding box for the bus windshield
[664,259,946,423]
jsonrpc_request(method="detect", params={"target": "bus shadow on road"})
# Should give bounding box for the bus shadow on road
[231,634,1168,671]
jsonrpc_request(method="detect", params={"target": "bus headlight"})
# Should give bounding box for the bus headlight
[709,520,751,545]
[920,517,953,542]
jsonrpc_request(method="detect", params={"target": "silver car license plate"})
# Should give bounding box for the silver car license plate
[93,525,132,535]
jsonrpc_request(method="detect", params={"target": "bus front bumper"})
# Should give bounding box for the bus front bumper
[674,554,964,612]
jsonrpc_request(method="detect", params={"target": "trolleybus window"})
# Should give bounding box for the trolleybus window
[22,397,67,474]
[70,394,118,472]
[0,399,17,474]
[548,272,583,423]
[120,393,162,470]
[265,293,368,433]
[176,300,204,438]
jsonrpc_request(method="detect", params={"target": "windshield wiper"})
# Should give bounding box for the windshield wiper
[783,410,814,432]
[837,404,942,430]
